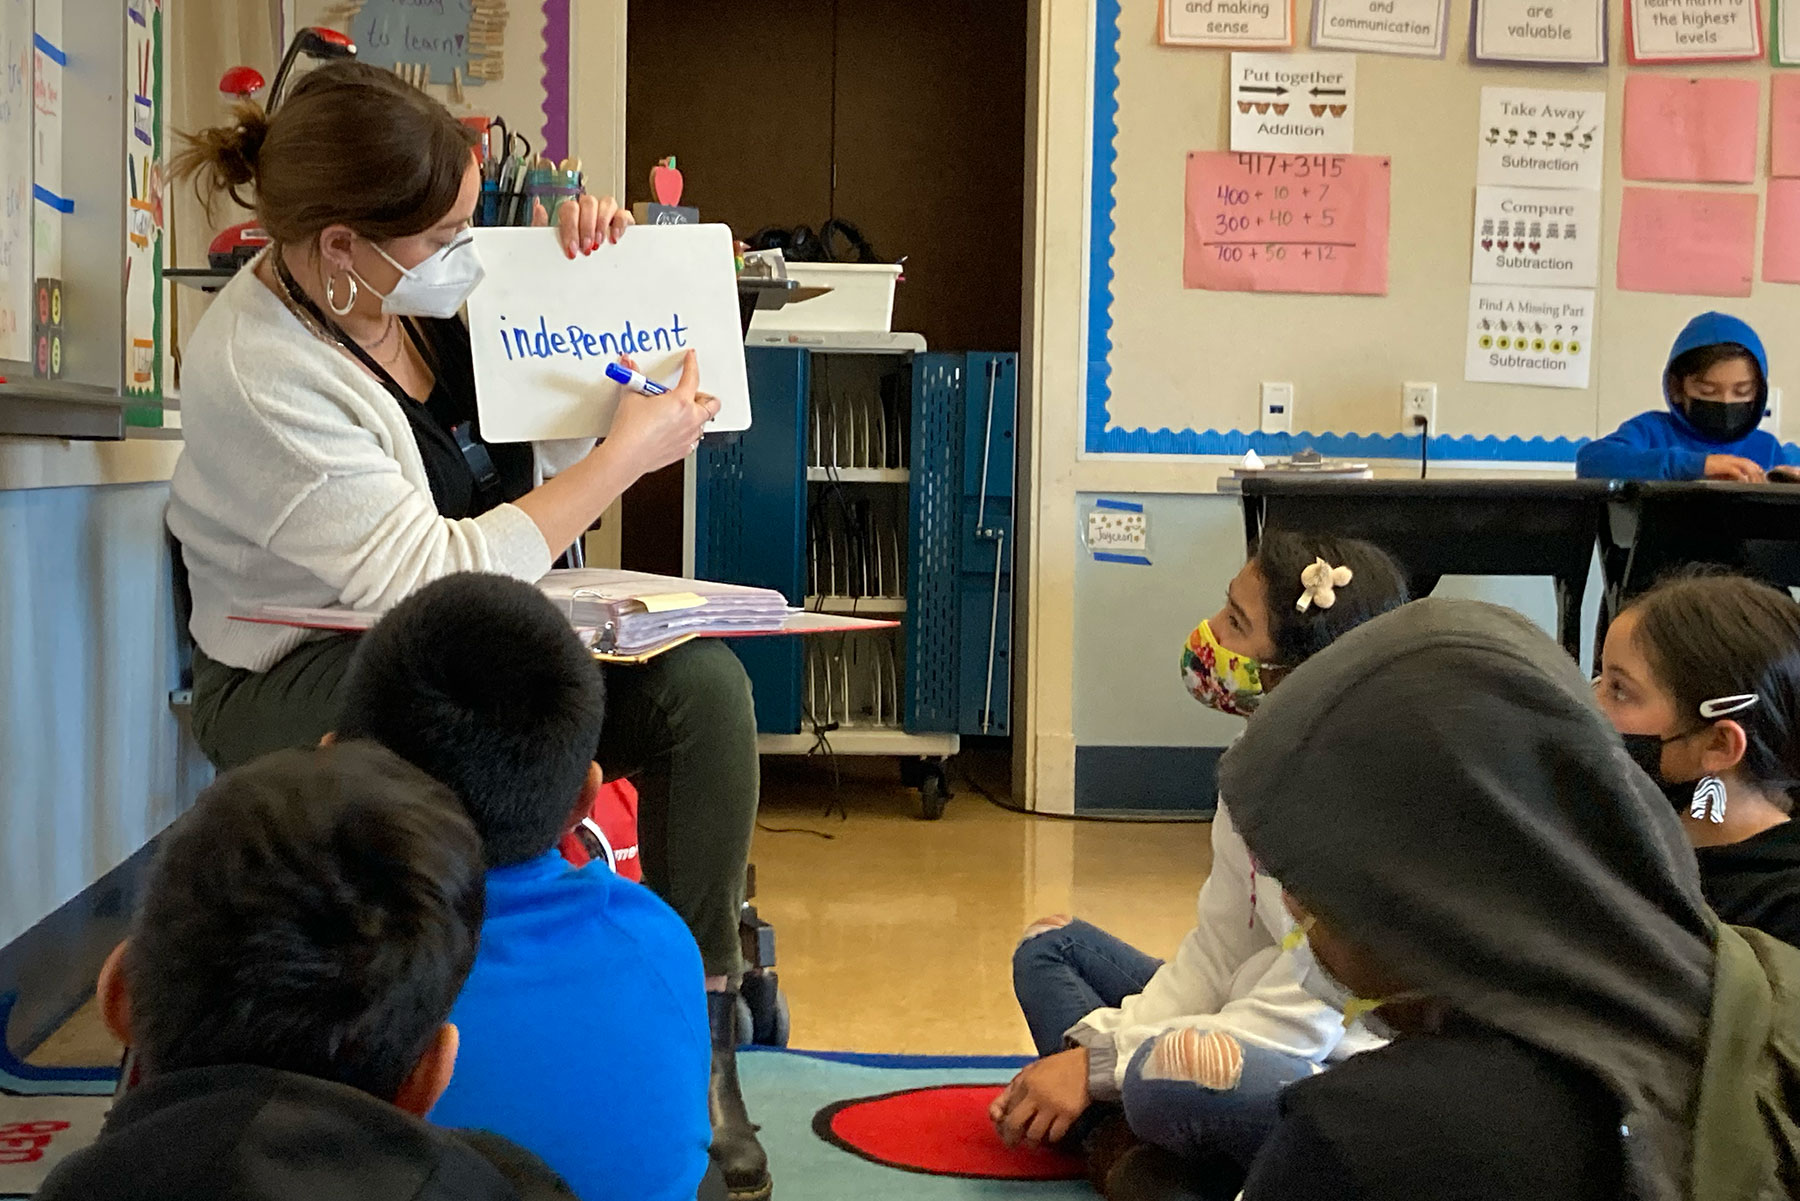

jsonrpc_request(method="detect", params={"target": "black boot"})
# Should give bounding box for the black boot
[707,990,772,1200]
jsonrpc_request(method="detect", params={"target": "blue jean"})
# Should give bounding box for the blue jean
[1012,918,1163,1058]
[1012,918,1312,1178]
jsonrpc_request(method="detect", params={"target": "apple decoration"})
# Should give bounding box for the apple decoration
[651,156,684,207]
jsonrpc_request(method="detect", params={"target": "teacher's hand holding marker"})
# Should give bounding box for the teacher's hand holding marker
[510,200,717,554]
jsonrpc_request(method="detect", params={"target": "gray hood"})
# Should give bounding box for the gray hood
[1220,598,1714,1201]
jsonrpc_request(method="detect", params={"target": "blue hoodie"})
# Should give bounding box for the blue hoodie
[1575,312,1794,481]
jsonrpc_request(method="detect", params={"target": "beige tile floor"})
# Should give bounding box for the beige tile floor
[28,757,1212,1065]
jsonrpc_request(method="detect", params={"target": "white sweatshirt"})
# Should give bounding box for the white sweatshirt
[168,260,593,672]
[1067,800,1385,1098]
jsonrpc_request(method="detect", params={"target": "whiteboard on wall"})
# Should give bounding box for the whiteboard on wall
[0,0,31,363]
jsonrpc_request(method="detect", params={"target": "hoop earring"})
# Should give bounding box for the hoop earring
[325,271,358,317]
[1691,776,1727,824]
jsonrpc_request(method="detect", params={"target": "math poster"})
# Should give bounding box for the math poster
[1465,285,1595,389]
[1471,186,1601,287]
[1183,152,1390,295]
[1471,0,1609,64]
[1477,87,1606,190]
[1311,0,1449,55]
[1162,0,1296,47]
[1626,0,1762,60]
[1229,53,1356,153]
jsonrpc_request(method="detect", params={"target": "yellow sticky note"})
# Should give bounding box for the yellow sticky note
[637,592,707,613]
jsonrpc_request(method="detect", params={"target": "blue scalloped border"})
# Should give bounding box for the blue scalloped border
[1080,0,1584,464]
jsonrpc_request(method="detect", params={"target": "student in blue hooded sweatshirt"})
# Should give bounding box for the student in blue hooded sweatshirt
[1577,312,1800,483]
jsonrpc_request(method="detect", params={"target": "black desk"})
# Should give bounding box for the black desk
[1239,477,1620,659]
[1604,481,1800,616]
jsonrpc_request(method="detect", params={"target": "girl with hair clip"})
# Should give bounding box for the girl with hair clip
[1595,571,1800,947]
[993,531,1410,1201]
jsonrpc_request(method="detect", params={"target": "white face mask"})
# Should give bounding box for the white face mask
[358,233,485,319]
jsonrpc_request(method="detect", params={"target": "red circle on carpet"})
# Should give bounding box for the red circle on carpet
[813,1084,1085,1180]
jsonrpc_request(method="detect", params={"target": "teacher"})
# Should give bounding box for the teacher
[167,63,770,1197]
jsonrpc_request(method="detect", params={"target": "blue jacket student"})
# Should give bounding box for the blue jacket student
[1576,312,1798,482]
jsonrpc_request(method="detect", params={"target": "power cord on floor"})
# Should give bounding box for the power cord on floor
[952,762,1213,825]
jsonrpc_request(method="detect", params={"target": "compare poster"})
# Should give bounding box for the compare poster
[1470,186,1602,287]
[1471,0,1609,63]
[1465,284,1595,389]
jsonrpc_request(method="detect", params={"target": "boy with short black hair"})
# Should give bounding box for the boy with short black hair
[38,743,576,1201]
[336,572,714,1201]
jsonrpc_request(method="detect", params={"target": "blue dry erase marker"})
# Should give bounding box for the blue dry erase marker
[604,362,670,395]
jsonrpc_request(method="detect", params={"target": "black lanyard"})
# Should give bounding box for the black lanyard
[273,255,501,505]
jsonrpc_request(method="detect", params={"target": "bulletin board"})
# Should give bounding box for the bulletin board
[291,0,572,162]
[1085,0,1800,462]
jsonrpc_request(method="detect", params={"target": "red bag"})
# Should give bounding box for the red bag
[558,778,642,881]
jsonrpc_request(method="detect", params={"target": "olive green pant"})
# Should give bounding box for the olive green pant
[190,635,757,977]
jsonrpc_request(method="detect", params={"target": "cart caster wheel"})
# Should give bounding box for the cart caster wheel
[919,773,948,821]
[741,969,791,1047]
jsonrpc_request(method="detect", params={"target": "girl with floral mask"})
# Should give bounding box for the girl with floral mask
[1594,571,1800,948]
[994,532,1407,1199]
[168,62,769,1196]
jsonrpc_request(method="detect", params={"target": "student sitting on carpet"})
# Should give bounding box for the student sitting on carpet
[38,743,578,1201]
[334,572,717,1201]
[994,532,1409,1196]
[1227,598,1800,1201]
[1596,571,1800,947]
[1575,311,1799,482]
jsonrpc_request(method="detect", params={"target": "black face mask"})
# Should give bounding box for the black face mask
[1620,731,1697,814]
[1682,397,1762,443]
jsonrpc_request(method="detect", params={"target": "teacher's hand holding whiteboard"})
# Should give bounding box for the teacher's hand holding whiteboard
[466,225,752,442]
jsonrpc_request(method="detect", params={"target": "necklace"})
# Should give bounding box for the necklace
[271,251,408,367]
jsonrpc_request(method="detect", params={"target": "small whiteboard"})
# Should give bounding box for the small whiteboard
[467,225,751,443]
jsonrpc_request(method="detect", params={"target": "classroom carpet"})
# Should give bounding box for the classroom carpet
[0,995,1090,1201]
[741,1048,1091,1200]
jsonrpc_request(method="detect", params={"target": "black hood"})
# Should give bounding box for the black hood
[1220,598,1715,1201]
[37,1064,575,1201]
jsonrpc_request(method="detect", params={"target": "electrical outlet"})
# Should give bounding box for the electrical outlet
[1763,386,1783,436]
[1402,382,1437,435]
[1261,382,1294,434]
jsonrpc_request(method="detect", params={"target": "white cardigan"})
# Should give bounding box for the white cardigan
[1067,800,1385,1097]
[168,261,593,672]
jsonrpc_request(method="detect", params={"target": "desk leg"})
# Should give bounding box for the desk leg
[1554,574,1584,664]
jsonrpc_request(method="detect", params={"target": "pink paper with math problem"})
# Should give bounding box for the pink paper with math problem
[1617,187,1757,298]
[1184,152,1391,295]
[1621,76,1759,183]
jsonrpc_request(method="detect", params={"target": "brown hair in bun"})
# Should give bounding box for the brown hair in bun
[170,60,478,248]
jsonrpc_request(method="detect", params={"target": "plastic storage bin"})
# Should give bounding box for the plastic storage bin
[748,263,903,333]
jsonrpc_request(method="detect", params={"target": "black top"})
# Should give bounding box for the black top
[402,317,536,520]
[36,1063,577,1201]
[1241,1023,1624,1201]
[1698,819,1800,948]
